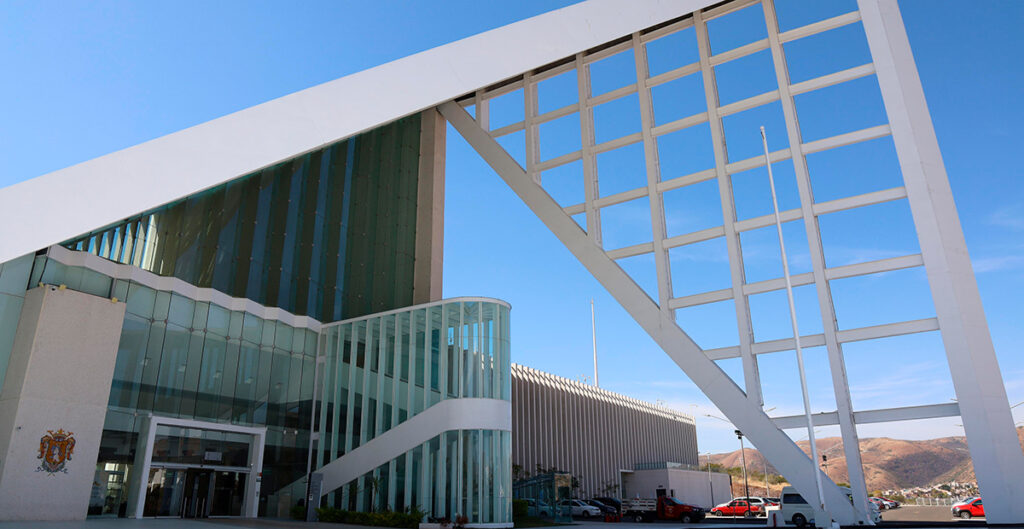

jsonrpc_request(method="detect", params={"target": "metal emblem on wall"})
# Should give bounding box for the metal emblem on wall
[37,429,76,474]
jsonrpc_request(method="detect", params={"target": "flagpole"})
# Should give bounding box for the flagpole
[591,298,599,387]
[760,126,827,523]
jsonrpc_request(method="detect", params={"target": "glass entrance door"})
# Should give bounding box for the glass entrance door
[209,471,247,516]
[182,469,213,518]
[132,417,265,519]
[144,467,248,518]
[143,468,187,517]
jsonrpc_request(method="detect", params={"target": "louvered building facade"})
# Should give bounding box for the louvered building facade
[511,364,697,498]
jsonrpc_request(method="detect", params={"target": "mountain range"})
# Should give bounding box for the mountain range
[706,426,1024,492]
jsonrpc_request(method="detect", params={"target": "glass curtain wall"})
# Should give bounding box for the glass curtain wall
[316,299,512,524]
[29,256,317,518]
[59,114,422,322]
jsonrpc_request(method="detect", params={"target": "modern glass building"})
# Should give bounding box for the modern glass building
[0,106,512,524]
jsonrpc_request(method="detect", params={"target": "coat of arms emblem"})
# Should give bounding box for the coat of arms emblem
[37,429,75,474]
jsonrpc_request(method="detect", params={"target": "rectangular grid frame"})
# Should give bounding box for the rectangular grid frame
[443,0,1024,524]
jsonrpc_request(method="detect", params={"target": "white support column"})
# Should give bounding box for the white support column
[631,32,675,316]
[341,324,359,508]
[576,53,603,245]
[524,71,541,186]
[440,99,857,525]
[761,0,871,523]
[404,313,415,510]
[693,9,762,406]
[858,0,1024,523]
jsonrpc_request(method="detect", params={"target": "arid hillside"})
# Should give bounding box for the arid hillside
[707,427,1024,492]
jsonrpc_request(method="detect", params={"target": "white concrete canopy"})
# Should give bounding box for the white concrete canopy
[0,0,710,265]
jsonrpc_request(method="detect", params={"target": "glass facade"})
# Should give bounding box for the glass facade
[0,110,510,522]
[316,300,512,524]
[60,114,423,322]
[30,255,317,517]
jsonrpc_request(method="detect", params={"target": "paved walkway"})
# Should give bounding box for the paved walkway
[0,518,991,529]
[0,520,379,529]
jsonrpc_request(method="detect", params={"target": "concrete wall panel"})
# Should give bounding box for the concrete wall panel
[0,286,125,521]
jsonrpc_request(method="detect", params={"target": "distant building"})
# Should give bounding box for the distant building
[511,364,698,498]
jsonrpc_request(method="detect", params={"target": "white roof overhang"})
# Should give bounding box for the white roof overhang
[0,0,714,264]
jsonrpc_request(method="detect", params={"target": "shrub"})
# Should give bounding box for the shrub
[317,507,349,523]
[513,499,528,519]
[315,507,424,528]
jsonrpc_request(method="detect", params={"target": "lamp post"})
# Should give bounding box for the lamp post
[704,413,753,502]
[703,452,715,508]
[761,407,775,498]
[736,430,750,501]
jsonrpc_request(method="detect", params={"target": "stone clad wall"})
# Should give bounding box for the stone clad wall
[0,286,125,520]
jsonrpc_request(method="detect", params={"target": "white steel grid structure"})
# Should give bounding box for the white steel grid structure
[511,364,697,498]
[440,0,1024,525]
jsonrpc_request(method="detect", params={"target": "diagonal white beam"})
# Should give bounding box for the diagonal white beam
[859,0,1024,523]
[439,99,858,526]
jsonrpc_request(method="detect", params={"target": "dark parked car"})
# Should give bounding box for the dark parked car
[585,499,616,514]
[593,497,622,513]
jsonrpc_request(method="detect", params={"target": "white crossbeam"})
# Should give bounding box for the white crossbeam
[772,402,962,430]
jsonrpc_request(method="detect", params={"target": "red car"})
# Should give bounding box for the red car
[951,497,983,519]
[711,499,762,518]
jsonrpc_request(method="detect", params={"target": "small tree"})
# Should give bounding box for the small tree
[367,475,383,512]
[512,463,527,482]
[700,462,725,473]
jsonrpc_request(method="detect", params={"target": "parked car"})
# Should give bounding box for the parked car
[710,498,763,518]
[868,497,886,510]
[593,496,622,513]
[778,486,881,527]
[870,496,898,510]
[623,496,705,523]
[951,497,984,519]
[559,499,601,518]
[584,499,616,514]
[525,498,552,517]
[765,497,781,506]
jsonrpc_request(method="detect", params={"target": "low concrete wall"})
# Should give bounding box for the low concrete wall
[0,286,125,520]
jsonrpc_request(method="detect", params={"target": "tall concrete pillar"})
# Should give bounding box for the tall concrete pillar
[0,285,125,520]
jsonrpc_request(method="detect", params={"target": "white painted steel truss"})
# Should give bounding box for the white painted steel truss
[441,0,1024,525]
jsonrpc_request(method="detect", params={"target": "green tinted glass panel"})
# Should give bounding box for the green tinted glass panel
[61,115,423,321]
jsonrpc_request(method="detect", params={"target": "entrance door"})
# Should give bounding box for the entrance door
[209,470,247,516]
[182,469,213,518]
[143,467,248,518]
[131,417,265,519]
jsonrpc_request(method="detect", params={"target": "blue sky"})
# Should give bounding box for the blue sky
[2,1,1022,455]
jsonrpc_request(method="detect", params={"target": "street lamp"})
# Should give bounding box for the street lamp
[702,452,715,508]
[736,430,750,502]
[762,407,775,497]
